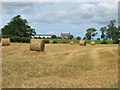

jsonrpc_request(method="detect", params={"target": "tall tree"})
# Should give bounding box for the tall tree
[100,27,107,40]
[112,25,120,43]
[85,28,97,40]
[107,20,115,40]
[1,15,36,37]
[107,20,120,43]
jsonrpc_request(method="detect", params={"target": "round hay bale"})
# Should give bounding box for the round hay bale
[70,41,74,45]
[2,38,10,46]
[91,40,96,45]
[30,39,45,52]
[49,40,53,44]
[79,40,86,46]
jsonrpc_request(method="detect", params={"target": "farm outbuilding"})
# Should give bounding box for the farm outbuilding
[61,32,70,39]
[31,34,53,39]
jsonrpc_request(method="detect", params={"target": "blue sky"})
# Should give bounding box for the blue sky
[0,1,118,39]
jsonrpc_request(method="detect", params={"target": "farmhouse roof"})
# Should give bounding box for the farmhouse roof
[35,34,53,36]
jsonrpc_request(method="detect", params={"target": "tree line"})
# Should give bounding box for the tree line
[1,15,120,44]
[85,20,120,43]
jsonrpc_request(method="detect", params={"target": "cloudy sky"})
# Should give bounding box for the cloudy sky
[0,0,119,38]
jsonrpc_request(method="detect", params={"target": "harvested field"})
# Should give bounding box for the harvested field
[2,43,118,88]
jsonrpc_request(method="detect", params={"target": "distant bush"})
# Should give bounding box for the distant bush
[2,35,31,43]
[53,41,57,43]
[101,40,108,44]
[2,34,12,38]
[76,36,81,40]
[97,38,100,40]
[44,40,49,43]
[113,40,119,44]
[21,37,31,43]
[44,40,58,44]
[10,36,18,42]
[62,41,68,44]
[34,37,38,39]
[10,36,31,43]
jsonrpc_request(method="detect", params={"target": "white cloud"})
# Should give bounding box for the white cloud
[1,0,119,2]
[1,2,34,14]
[34,2,54,6]
[1,2,54,14]
[31,2,118,25]
[1,2,118,26]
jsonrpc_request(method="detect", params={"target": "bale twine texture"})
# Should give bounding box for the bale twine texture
[30,39,45,52]
[2,38,10,46]
[79,40,86,46]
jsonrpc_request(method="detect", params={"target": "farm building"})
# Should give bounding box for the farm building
[31,34,53,39]
[61,32,70,39]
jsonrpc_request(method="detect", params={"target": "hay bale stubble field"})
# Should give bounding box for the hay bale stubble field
[2,43,118,88]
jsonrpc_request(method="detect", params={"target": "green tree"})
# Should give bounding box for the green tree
[43,37,45,39]
[85,28,97,40]
[107,20,115,40]
[100,27,107,40]
[69,35,74,39]
[97,38,100,40]
[1,15,36,37]
[83,37,86,40]
[112,26,120,43]
[57,36,61,39]
[107,20,120,43]
[51,35,57,39]
[76,36,81,40]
